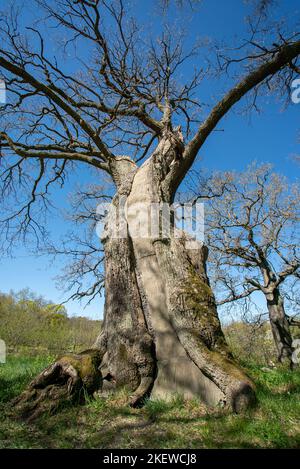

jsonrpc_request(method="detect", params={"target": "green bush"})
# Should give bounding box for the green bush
[224,321,277,366]
[0,290,102,354]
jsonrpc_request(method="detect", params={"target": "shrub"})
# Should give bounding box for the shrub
[0,290,102,354]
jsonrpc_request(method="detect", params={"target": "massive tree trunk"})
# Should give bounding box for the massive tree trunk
[93,131,256,412]
[15,131,256,418]
[266,287,294,368]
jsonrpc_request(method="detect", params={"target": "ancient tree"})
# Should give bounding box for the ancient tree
[1,0,300,415]
[199,165,300,368]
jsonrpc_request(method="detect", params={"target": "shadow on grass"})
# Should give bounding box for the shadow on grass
[1,361,299,449]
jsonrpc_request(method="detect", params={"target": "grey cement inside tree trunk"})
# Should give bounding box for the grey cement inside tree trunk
[126,159,223,405]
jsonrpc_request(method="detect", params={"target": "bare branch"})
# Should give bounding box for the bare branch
[172,39,300,191]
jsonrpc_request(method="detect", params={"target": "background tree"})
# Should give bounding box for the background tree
[202,164,300,368]
[1,0,300,415]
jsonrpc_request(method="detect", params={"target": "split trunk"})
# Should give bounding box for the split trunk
[93,132,256,412]
[15,132,256,417]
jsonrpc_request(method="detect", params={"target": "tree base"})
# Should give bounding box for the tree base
[12,348,256,422]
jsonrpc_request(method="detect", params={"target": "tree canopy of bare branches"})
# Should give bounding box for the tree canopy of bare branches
[0,0,299,301]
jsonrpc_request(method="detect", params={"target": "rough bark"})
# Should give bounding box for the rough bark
[266,288,294,368]
[94,131,256,412]
[14,133,256,418]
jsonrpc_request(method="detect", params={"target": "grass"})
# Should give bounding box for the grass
[0,354,299,449]
[0,355,54,403]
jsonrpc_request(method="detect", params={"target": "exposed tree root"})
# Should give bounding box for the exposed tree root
[12,350,103,421]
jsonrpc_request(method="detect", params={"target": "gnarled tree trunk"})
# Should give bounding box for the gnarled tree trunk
[15,131,256,418]
[266,287,294,368]
[93,131,256,412]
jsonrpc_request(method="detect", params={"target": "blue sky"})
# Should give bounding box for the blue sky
[0,0,299,320]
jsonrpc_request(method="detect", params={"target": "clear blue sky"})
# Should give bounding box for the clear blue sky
[0,0,299,319]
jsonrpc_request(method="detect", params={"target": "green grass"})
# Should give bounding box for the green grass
[0,355,299,448]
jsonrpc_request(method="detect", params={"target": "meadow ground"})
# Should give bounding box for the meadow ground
[0,354,299,449]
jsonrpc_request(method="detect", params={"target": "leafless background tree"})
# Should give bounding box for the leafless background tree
[197,164,300,367]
